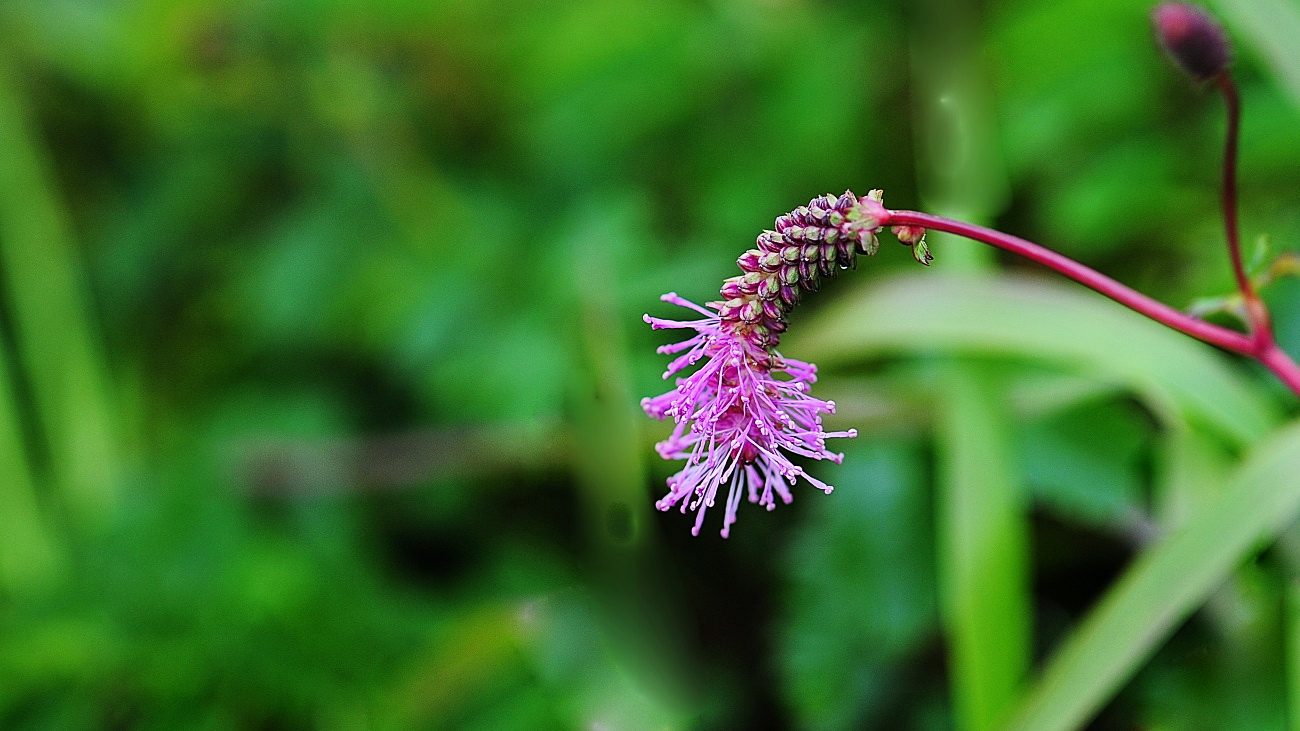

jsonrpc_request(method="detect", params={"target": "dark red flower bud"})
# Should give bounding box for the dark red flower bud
[1152,2,1231,82]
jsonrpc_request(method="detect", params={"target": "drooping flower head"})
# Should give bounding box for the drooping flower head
[643,190,911,537]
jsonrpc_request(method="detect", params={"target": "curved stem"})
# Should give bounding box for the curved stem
[1260,344,1300,395]
[1214,73,1274,346]
[1216,75,1250,298]
[884,210,1255,354]
[882,209,1300,397]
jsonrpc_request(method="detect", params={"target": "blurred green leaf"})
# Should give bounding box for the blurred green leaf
[1007,419,1300,730]
[1152,422,1236,530]
[779,439,937,729]
[0,58,121,522]
[791,273,1280,445]
[936,365,1030,731]
[0,348,61,592]
[1215,0,1300,111]
[1022,396,1148,526]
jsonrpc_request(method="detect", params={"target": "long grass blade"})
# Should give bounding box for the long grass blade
[0,57,122,522]
[0,344,61,592]
[936,365,1030,730]
[1005,420,1300,730]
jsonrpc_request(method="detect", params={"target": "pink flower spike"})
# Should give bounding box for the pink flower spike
[642,294,855,537]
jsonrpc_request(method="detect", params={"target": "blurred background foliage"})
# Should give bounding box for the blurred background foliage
[1,0,1299,728]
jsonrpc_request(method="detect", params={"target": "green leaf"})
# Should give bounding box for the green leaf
[1213,0,1300,111]
[0,349,61,592]
[779,439,937,729]
[1005,419,1300,730]
[788,274,1280,445]
[0,59,122,523]
[1022,397,1147,526]
[1151,423,1236,530]
[936,365,1030,731]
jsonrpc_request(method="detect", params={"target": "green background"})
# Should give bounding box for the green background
[2,0,1300,728]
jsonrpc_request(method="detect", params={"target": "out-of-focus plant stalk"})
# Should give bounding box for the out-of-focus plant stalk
[909,0,1008,273]
[0,344,62,592]
[0,57,123,524]
[910,2,1029,727]
[935,366,1029,731]
[1288,578,1300,731]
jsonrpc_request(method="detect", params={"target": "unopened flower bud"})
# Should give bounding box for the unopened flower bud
[892,225,926,245]
[1153,2,1231,82]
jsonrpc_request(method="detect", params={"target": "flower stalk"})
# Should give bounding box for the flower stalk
[879,209,1300,395]
[1212,73,1279,359]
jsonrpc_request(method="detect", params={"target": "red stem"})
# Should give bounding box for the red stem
[1216,75,1249,295]
[884,210,1253,354]
[1260,344,1300,395]
[1214,74,1274,346]
[882,209,1300,396]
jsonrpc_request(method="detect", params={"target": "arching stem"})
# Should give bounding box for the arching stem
[880,209,1300,397]
[1214,73,1274,347]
